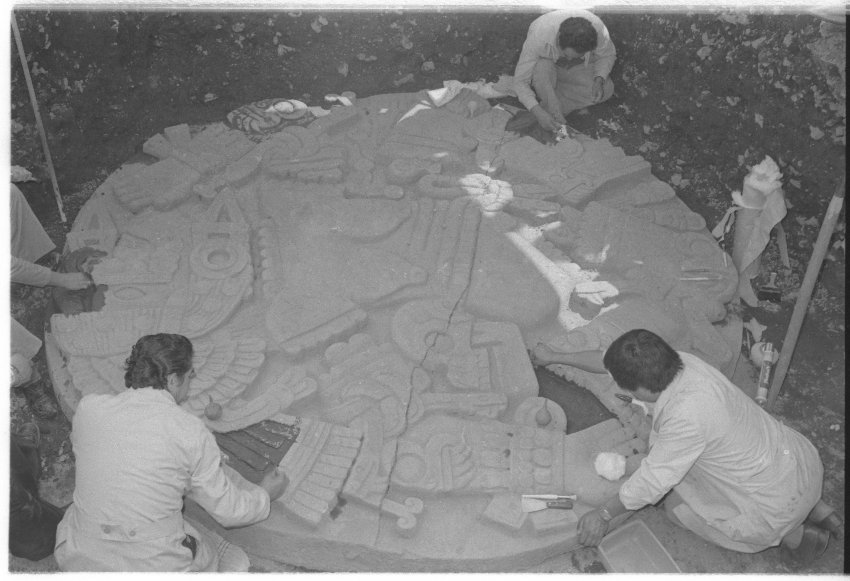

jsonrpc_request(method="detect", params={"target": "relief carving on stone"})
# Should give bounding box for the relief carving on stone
[48,89,739,571]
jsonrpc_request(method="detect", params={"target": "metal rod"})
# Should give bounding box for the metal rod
[11,13,67,223]
[767,175,845,410]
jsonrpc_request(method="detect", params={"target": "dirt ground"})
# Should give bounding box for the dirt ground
[8,6,845,574]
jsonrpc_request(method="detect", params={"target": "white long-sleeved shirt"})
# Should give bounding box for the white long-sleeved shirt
[619,352,823,550]
[11,256,53,286]
[10,183,56,286]
[513,10,617,111]
[55,388,270,571]
[10,183,57,356]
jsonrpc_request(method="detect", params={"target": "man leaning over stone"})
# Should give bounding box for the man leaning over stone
[533,329,842,568]
[513,9,616,133]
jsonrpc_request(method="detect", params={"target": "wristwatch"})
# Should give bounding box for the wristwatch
[598,506,613,523]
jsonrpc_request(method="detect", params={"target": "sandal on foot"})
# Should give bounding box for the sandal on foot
[780,523,830,567]
[808,511,844,540]
[16,422,41,449]
[20,381,60,420]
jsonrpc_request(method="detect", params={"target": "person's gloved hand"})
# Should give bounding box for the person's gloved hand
[591,76,606,104]
[259,467,290,502]
[49,271,91,290]
[531,104,565,133]
[577,508,610,547]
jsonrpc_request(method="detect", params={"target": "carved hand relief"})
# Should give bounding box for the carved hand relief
[51,91,739,571]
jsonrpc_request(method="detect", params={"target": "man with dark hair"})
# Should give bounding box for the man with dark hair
[513,9,616,133]
[54,334,288,571]
[602,327,683,393]
[533,329,840,566]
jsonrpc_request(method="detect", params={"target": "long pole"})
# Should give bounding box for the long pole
[11,13,67,223]
[767,175,845,411]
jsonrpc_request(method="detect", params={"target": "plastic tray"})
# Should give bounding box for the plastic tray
[598,519,682,573]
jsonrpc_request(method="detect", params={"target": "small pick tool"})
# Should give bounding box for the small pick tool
[521,494,576,513]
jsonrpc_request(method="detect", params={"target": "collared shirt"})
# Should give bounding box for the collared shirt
[618,352,822,548]
[513,9,617,110]
[56,387,269,571]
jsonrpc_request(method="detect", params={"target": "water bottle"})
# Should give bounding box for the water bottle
[752,342,777,406]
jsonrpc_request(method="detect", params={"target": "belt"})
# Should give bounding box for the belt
[67,505,184,542]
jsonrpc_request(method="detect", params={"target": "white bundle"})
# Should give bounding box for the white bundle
[594,452,627,481]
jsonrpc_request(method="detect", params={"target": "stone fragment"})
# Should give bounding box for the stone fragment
[481,493,528,531]
[528,506,578,535]
[142,133,174,159]
[499,136,652,206]
[164,123,192,147]
[111,158,200,213]
[64,193,120,253]
[465,217,560,329]
[377,107,477,165]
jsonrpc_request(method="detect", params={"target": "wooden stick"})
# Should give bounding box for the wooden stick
[775,222,791,269]
[11,14,67,223]
[767,175,845,410]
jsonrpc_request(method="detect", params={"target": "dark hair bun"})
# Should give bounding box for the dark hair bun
[124,334,194,390]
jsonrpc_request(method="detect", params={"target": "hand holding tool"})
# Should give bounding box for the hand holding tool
[555,124,571,142]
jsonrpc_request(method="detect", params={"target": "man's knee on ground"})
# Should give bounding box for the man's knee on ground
[663,491,688,530]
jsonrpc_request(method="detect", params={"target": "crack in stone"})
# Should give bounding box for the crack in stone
[374,215,481,540]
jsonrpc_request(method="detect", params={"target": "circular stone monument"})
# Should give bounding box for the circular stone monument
[45,88,740,572]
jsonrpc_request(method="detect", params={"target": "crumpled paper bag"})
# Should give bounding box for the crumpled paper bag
[427,75,515,108]
[712,156,787,305]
